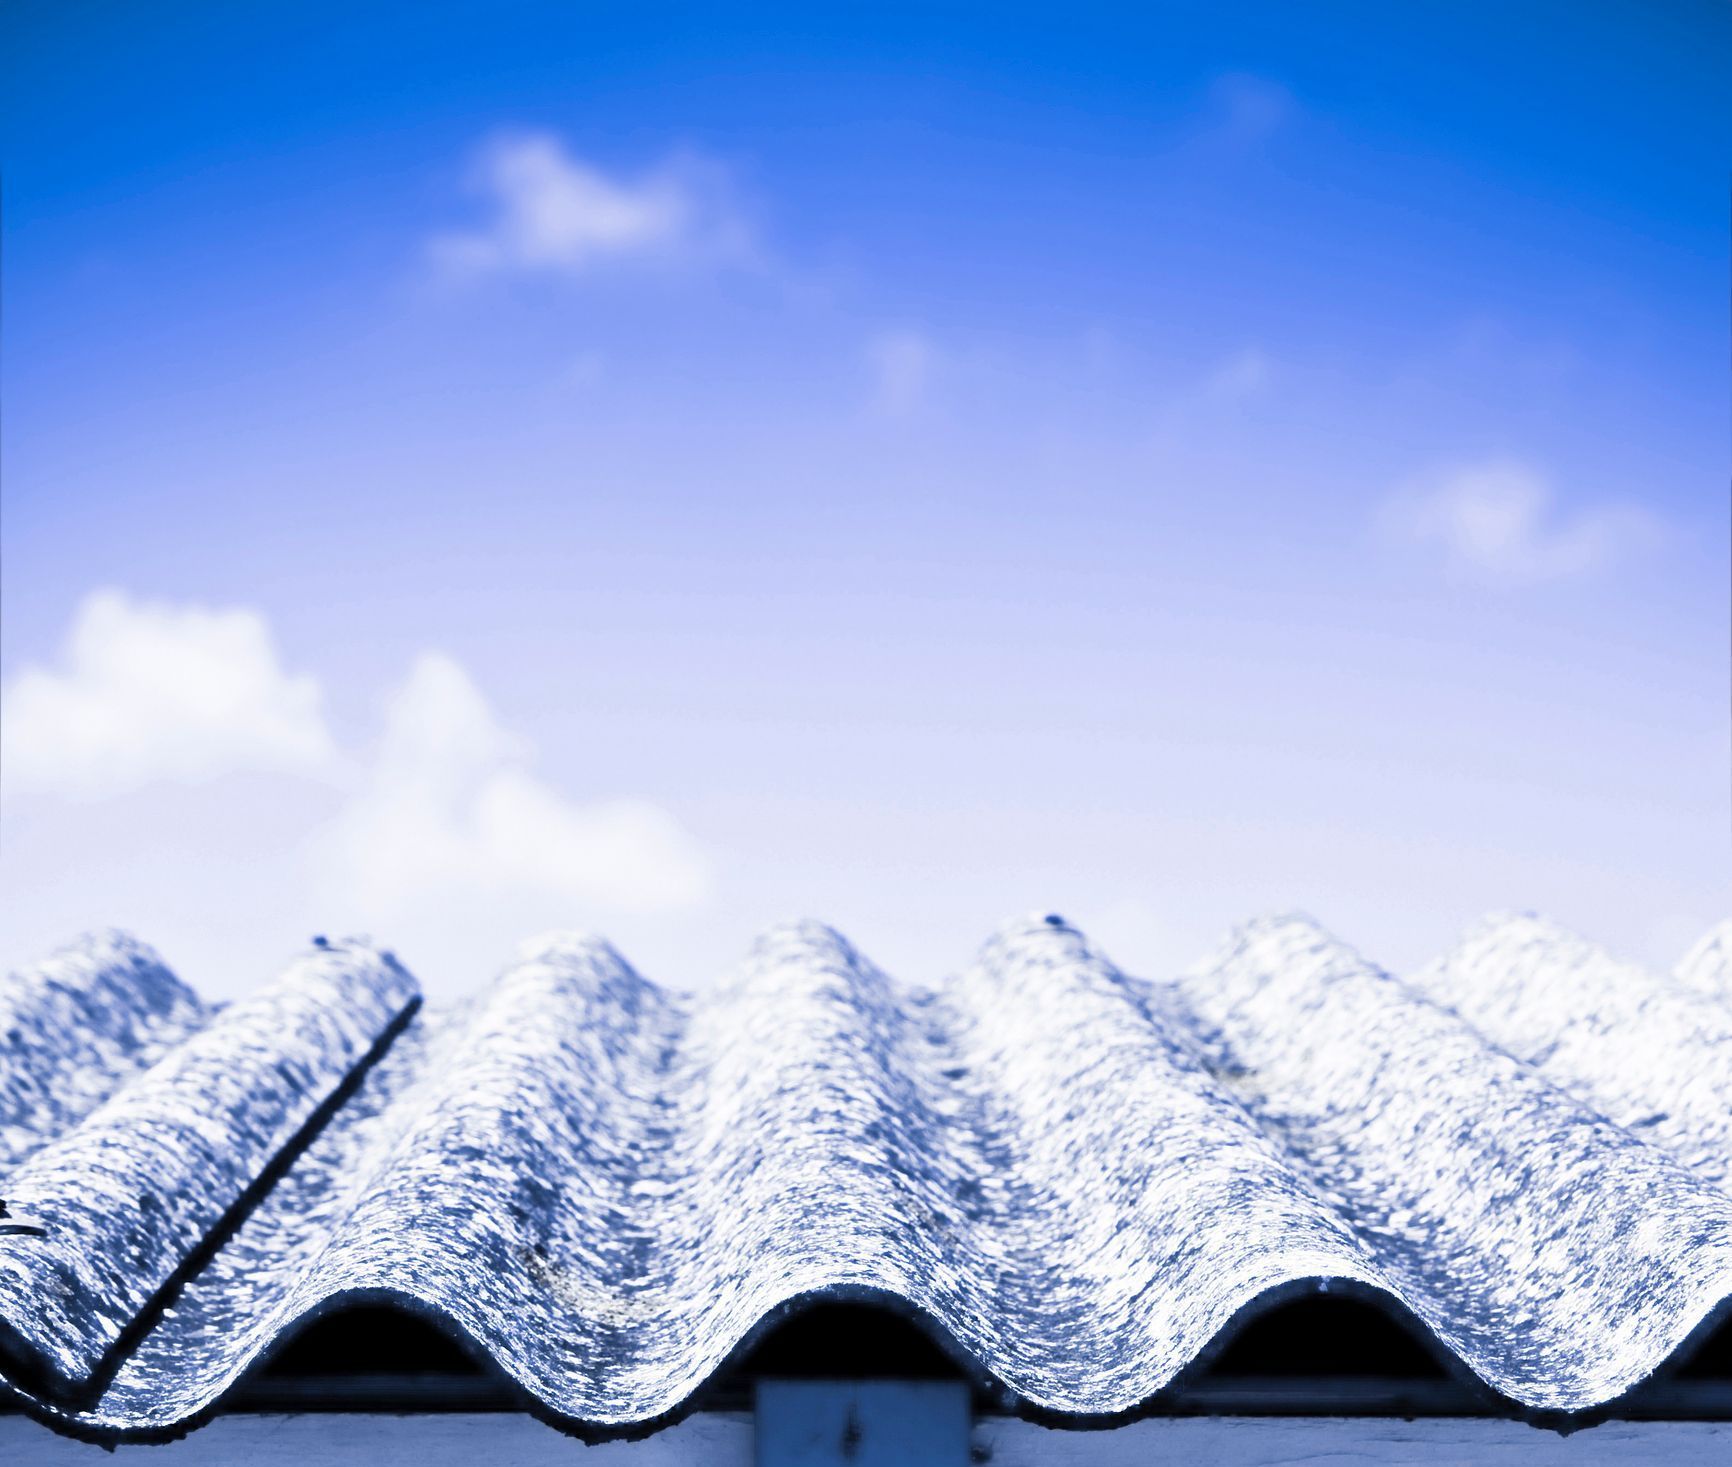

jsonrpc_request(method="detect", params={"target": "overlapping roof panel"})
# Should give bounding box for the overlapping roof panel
[1,912,1729,1441]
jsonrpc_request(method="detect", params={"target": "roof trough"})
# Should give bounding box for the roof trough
[0,912,1729,1443]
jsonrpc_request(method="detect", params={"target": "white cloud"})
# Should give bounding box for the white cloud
[430,131,750,279]
[865,328,936,417]
[1,590,340,799]
[1205,74,1294,144]
[3,595,712,978]
[313,653,711,922]
[1384,461,1661,584]
[1200,346,1272,403]
[558,348,608,390]
[1150,345,1274,447]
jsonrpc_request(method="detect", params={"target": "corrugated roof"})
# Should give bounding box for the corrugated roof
[2,913,1729,1441]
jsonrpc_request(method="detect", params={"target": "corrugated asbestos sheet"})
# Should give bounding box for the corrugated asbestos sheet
[2,912,1730,1441]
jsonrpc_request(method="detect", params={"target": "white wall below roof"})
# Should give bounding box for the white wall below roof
[5,1413,1732,1464]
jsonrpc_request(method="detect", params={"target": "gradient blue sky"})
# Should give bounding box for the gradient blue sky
[2,1,1727,995]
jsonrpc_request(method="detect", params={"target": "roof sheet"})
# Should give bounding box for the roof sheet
[2,912,1730,1440]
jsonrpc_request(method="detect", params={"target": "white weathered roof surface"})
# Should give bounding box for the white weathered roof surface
[1,913,1729,1440]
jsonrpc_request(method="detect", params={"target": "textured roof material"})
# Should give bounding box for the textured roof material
[1,912,1729,1441]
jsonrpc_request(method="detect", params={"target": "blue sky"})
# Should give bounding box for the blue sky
[2,1,1727,995]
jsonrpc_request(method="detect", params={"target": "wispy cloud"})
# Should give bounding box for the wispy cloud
[1151,344,1275,446]
[1381,460,1661,584]
[1203,73,1294,145]
[0,591,341,799]
[2,595,712,932]
[429,131,751,280]
[1199,346,1272,403]
[864,328,936,417]
[314,652,711,921]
